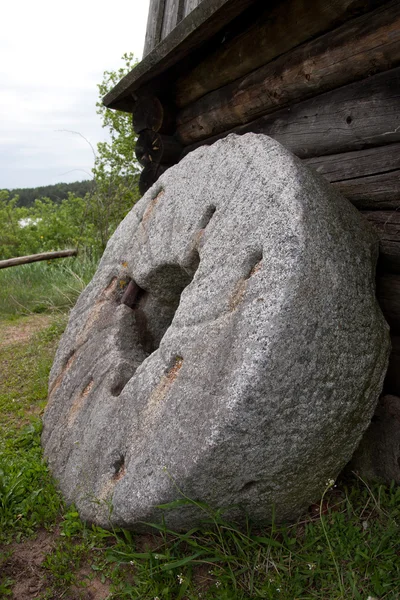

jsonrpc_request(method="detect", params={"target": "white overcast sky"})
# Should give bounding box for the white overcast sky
[1,0,150,190]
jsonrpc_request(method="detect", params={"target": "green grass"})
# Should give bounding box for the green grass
[0,256,97,318]
[0,310,399,598]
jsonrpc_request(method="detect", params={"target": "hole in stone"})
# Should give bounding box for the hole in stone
[111,382,126,397]
[115,261,200,398]
[371,415,381,423]
[245,251,263,280]
[112,454,126,480]
[240,480,258,493]
[346,115,352,124]
[199,205,216,229]
[151,185,164,201]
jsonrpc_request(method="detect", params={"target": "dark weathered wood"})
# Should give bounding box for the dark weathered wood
[182,68,400,159]
[132,96,164,133]
[385,336,400,396]
[362,211,400,274]
[305,145,400,208]
[139,163,172,195]
[135,130,162,166]
[377,274,400,334]
[162,0,186,39]
[176,1,400,144]
[104,0,259,111]
[334,171,400,210]
[305,144,400,183]
[136,130,182,167]
[175,0,385,108]
[0,249,78,270]
[183,0,202,18]
[143,0,166,57]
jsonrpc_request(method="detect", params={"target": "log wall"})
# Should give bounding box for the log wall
[135,0,400,482]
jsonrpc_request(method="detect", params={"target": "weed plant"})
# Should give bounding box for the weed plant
[0,256,97,318]
[0,314,399,598]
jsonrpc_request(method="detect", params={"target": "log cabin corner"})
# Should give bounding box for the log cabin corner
[103,0,400,483]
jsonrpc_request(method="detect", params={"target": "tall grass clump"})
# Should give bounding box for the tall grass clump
[0,256,97,318]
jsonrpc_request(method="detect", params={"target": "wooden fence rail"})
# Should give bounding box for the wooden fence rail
[0,249,78,270]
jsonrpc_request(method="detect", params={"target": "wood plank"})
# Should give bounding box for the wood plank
[161,0,185,39]
[305,144,400,183]
[176,1,400,145]
[143,0,166,57]
[362,211,400,274]
[175,0,385,108]
[182,68,400,159]
[104,0,259,111]
[377,274,400,334]
[183,0,202,18]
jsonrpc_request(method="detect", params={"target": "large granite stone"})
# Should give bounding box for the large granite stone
[42,133,390,530]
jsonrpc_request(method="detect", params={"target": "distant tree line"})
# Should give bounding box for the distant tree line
[0,54,140,261]
[8,180,95,208]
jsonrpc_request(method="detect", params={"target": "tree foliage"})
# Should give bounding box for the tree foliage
[0,54,141,260]
[8,181,95,208]
[92,52,141,249]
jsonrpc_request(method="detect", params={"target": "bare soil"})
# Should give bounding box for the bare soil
[1,529,111,600]
[0,314,52,349]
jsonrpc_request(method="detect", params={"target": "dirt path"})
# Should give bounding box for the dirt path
[0,314,53,349]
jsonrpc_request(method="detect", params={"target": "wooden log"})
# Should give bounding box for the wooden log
[385,336,400,396]
[143,0,166,57]
[136,130,163,166]
[377,274,400,334]
[132,96,164,133]
[136,130,182,167]
[334,171,400,210]
[132,95,176,135]
[175,0,385,108]
[305,144,400,183]
[304,145,400,209]
[0,249,78,270]
[362,211,400,274]
[176,1,400,145]
[182,68,400,159]
[139,163,172,195]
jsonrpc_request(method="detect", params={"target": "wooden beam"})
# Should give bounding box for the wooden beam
[175,0,385,108]
[305,144,400,183]
[0,249,78,270]
[135,130,182,166]
[132,95,165,133]
[182,68,400,159]
[334,171,400,210]
[363,211,400,274]
[377,274,400,335]
[176,1,400,145]
[103,0,259,111]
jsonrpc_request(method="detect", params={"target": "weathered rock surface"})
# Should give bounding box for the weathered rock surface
[42,133,390,530]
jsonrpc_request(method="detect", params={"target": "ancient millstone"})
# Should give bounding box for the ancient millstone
[42,133,390,530]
